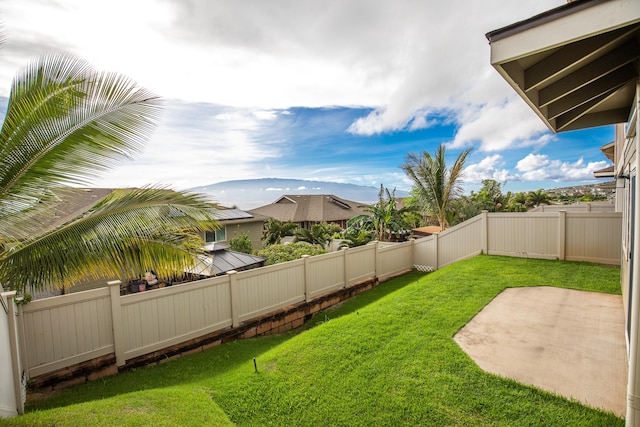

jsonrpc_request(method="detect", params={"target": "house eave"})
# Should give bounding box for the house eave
[487,0,640,133]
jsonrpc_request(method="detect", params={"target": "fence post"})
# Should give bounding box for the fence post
[342,247,349,288]
[434,233,440,271]
[108,281,125,367]
[374,240,380,280]
[481,210,489,254]
[1,291,23,416]
[16,302,28,382]
[302,255,312,301]
[227,271,239,327]
[558,210,566,261]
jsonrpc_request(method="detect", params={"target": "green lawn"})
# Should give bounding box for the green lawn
[4,255,624,426]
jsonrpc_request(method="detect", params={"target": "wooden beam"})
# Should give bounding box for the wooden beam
[558,107,631,132]
[525,26,638,91]
[539,41,640,107]
[547,65,637,119]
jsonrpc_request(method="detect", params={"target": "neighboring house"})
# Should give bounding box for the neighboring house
[249,194,370,230]
[486,0,640,422]
[204,207,269,251]
[13,188,268,297]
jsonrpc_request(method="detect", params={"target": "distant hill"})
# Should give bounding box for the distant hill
[189,178,409,210]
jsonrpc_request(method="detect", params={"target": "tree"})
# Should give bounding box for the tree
[526,189,550,208]
[262,218,298,246]
[504,191,528,212]
[0,53,218,293]
[339,228,375,248]
[294,222,340,248]
[401,144,471,229]
[229,231,253,254]
[256,242,326,265]
[346,185,415,242]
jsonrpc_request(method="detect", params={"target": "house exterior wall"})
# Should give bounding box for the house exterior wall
[626,82,640,425]
[224,221,265,250]
[203,219,265,251]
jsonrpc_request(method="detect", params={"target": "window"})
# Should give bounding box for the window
[205,227,226,243]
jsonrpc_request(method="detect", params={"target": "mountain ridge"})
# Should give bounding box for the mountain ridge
[189,178,409,210]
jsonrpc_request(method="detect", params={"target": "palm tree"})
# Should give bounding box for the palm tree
[401,144,471,230]
[0,53,218,293]
[340,228,375,248]
[294,222,340,248]
[262,218,298,246]
[347,185,414,241]
[526,189,550,208]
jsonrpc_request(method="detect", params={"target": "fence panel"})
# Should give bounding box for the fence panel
[20,288,113,377]
[438,216,484,268]
[565,212,622,264]
[307,251,346,299]
[533,203,615,213]
[121,276,232,359]
[16,210,623,381]
[487,213,559,259]
[234,260,306,323]
[413,235,437,268]
[378,241,413,279]
[345,243,376,285]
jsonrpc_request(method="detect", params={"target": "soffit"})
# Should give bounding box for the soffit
[487,0,640,132]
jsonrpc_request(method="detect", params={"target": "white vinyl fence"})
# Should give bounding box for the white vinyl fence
[2,210,622,410]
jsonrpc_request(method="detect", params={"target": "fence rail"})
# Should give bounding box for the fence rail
[14,211,622,381]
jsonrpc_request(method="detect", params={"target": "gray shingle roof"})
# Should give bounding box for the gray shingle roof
[248,194,369,224]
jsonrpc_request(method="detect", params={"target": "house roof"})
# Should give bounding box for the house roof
[213,208,254,221]
[600,141,616,162]
[412,226,443,236]
[248,194,370,224]
[8,187,115,241]
[9,187,261,241]
[191,248,267,276]
[594,165,616,178]
[486,0,640,132]
[212,207,267,225]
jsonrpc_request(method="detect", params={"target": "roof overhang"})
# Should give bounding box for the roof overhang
[600,141,616,161]
[594,165,615,178]
[486,0,640,133]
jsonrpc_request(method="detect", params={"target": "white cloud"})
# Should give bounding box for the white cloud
[463,155,514,184]
[88,101,289,189]
[449,100,553,152]
[5,0,601,196]
[516,153,551,173]
[516,154,610,182]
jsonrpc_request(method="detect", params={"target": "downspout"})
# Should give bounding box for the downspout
[627,80,640,426]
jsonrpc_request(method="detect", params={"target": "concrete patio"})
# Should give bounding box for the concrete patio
[454,286,627,418]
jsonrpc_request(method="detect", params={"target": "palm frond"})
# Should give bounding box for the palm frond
[0,53,162,221]
[0,187,218,291]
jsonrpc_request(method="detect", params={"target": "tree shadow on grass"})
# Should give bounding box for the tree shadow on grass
[25,271,426,412]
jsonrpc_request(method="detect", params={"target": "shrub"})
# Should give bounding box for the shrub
[256,242,326,265]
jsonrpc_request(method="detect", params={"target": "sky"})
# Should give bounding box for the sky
[0,0,614,198]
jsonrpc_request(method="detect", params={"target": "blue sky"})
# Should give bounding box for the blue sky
[0,0,613,197]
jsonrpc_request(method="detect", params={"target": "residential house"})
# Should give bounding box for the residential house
[485,0,640,422]
[249,194,370,230]
[204,207,269,251]
[13,188,268,296]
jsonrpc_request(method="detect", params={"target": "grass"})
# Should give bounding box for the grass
[2,255,624,426]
